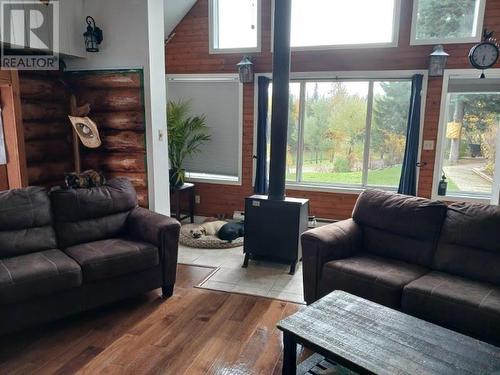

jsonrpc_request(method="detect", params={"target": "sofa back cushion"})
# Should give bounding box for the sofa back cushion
[0,187,57,257]
[50,178,138,248]
[353,189,447,266]
[433,202,500,285]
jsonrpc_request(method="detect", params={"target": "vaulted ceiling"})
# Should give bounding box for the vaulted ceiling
[164,0,197,37]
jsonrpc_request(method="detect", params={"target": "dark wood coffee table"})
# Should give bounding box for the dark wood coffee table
[277,291,500,375]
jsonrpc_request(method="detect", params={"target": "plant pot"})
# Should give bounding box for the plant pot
[169,168,185,188]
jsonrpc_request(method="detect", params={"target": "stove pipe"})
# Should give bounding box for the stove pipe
[268,0,292,201]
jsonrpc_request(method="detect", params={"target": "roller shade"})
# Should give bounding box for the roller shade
[448,78,500,93]
[166,77,242,177]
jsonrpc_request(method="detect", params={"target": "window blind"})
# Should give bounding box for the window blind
[166,77,241,178]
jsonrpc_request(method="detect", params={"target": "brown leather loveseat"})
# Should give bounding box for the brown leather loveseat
[302,189,500,346]
[0,178,180,335]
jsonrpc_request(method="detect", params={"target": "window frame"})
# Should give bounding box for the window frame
[166,73,244,186]
[432,69,500,204]
[209,0,262,54]
[253,70,428,194]
[410,0,487,46]
[270,0,401,51]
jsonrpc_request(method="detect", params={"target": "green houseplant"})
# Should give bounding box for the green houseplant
[167,100,211,188]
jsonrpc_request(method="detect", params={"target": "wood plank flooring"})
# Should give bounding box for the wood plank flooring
[0,265,305,374]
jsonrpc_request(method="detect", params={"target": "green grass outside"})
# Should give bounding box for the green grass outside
[287,165,461,191]
[445,179,460,192]
[287,165,402,187]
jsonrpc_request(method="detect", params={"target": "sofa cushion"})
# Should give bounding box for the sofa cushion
[402,271,500,345]
[321,254,428,308]
[50,178,138,247]
[433,203,500,285]
[352,189,447,266]
[65,238,159,282]
[0,249,82,304]
[0,187,57,258]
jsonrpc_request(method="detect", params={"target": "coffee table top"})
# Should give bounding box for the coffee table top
[277,291,500,375]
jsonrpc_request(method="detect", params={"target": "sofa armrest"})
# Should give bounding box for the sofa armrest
[127,207,181,292]
[301,218,362,304]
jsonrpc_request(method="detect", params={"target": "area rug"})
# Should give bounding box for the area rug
[179,223,244,249]
[178,244,305,304]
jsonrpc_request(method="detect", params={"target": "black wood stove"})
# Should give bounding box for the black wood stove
[243,0,309,274]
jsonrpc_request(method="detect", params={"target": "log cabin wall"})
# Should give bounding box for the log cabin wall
[19,71,71,189]
[166,0,500,220]
[0,70,27,190]
[65,70,149,207]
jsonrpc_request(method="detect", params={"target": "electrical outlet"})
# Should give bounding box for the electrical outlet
[195,195,201,204]
[423,140,435,151]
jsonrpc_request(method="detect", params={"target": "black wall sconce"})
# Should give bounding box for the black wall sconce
[83,16,103,52]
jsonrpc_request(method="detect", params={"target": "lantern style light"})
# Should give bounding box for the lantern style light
[237,56,254,83]
[429,45,449,77]
[83,16,103,53]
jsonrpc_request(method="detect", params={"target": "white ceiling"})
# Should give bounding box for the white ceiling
[164,0,197,37]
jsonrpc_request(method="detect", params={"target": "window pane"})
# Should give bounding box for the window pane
[441,91,499,197]
[414,0,481,41]
[368,81,412,187]
[215,0,258,49]
[291,0,396,47]
[267,82,301,182]
[301,82,369,185]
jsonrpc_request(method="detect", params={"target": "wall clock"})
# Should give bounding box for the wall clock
[469,30,500,78]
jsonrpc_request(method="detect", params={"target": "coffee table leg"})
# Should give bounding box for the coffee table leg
[282,331,297,375]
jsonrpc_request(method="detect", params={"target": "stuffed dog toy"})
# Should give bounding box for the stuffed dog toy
[190,220,228,239]
[217,221,244,243]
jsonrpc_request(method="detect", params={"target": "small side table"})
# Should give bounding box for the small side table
[170,183,195,223]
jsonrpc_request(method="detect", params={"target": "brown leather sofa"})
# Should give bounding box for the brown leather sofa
[302,189,500,346]
[0,178,180,335]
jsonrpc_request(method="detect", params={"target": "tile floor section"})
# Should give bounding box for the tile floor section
[178,244,305,304]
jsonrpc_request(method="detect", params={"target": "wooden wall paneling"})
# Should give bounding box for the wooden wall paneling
[19,71,73,188]
[0,70,28,189]
[165,0,500,219]
[0,166,7,190]
[66,70,149,207]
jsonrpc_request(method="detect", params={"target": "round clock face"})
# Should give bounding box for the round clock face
[469,42,499,70]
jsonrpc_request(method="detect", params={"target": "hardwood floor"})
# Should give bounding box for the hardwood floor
[0,265,305,374]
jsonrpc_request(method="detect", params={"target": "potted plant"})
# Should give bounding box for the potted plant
[167,100,211,188]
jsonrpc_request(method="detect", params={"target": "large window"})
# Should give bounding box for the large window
[274,0,400,50]
[266,76,415,191]
[434,73,500,203]
[209,0,260,53]
[411,0,486,45]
